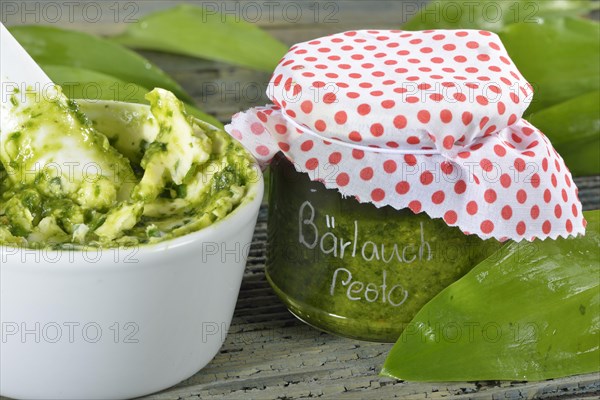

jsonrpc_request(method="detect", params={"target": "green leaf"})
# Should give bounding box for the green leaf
[47,67,222,130]
[42,65,149,104]
[41,65,223,129]
[9,25,194,104]
[111,4,288,72]
[382,211,600,382]
[499,17,600,113]
[528,91,600,176]
[403,0,598,32]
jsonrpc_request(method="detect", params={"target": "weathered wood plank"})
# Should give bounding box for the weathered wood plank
[1,2,599,399]
[2,1,427,35]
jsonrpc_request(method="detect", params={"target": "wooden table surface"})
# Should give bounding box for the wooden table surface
[3,1,599,399]
[144,182,599,400]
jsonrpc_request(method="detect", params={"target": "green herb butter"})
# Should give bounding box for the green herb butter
[0,87,256,249]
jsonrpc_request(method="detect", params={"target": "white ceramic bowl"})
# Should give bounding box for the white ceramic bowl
[0,102,264,399]
[0,178,262,399]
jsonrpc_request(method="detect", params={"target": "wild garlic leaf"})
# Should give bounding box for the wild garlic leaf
[111,4,288,72]
[10,25,194,104]
[382,211,599,381]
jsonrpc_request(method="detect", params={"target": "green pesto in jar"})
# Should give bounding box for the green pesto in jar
[0,87,257,249]
[266,154,503,342]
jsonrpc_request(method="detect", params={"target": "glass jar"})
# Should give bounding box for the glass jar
[266,154,503,342]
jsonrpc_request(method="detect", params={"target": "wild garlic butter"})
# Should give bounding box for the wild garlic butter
[0,87,256,249]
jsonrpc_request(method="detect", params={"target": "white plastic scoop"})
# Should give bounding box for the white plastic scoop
[0,22,52,89]
[1,22,53,132]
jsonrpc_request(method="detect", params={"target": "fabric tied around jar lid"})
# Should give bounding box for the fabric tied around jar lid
[226,29,586,241]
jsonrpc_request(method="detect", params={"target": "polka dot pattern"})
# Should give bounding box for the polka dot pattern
[226,29,585,242]
[268,29,531,155]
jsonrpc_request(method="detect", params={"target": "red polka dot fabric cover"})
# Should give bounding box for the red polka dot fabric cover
[226,29,585,241]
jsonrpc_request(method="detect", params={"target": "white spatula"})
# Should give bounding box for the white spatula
[1,22,54,132]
